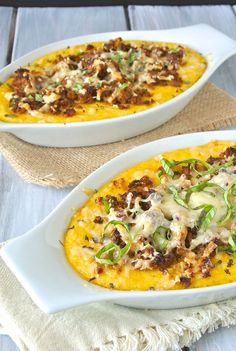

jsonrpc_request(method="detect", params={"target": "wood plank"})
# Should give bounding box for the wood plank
[128,5,236,95]
[0,7,14,69]
[195,325,236,351]
[12,6,127,59]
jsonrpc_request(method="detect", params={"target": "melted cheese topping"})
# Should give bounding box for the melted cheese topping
[64,140,236,291]
[0,40,207,124]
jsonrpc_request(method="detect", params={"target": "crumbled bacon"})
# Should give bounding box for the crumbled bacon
[128,176,153,190]
[11,68,31,94]
[94,216,104,224]
[111,229,126,248]
[180,275,191,288]
[227,259,234,268]
[185,227,198,249]
[96,265,104,274]
[150,250,177,271]
[65,108,76,116]
[181,164,192,179]
[139,200,151,211]
[220,147,236,158]
[206,155,223,165]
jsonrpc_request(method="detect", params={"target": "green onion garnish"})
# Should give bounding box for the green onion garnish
[158,156,234,179]
[128,51,136,65]
[35,93,43,102]
[158,158,211,179]
[111,52,122,64]
[103,220,130,238]
[27,94,34,101]
[117,82,128,90]
[229,235,236,252]
[198,157,234,177]
[185,181,222,203]
[159,158,175,177]
[217,235,236,256]
[95,242,131,265]
[102,197,111,214]
[168,185,188,208]
[95,220,131,265]
[152,226,171,252]
[72,83,83,92]
[218,182,236,225]
[196,204,216,231]
[81,69,88,76]
[169,48,179,54]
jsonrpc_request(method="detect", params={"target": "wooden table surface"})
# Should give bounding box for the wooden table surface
[1,4,236,351]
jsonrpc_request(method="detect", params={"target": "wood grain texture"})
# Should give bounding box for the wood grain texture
[0,7,13,68]
[12,6,127,59]
[128,5,236,95]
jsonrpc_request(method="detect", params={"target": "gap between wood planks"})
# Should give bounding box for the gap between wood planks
[6,8,17,64]
[124,5,131,30]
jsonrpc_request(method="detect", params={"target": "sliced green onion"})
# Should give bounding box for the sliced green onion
[158,156,234,179]
[152,226,171,252]
[168,185,188,208]
[158,158,210,179]
[169,48,179,54]
[35,93,43,102]
[111,52,122,64]
[198,157,234,177]
[104,220,130,233]
[117,82,128,90]
[95,242,130,265]
[173,158,211,170]
[160,158,175,177]
[72,82,83,92]
[128,51,136,65]
[95,242,116,264]
[218,182,236,225]
[95,220,132,264]
[185,181,222,203]
[229,236,236,252]
[217,235,236,256]
[27,94,34,101]
[102,197,111,214]
[196,204,216,231]
[103,220,131,240]
[95,240,131,265]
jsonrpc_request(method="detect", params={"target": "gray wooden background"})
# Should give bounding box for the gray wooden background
[1,5,236,351]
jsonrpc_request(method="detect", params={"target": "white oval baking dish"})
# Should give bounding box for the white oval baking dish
[0,24,236,147]
[2,130,236,313]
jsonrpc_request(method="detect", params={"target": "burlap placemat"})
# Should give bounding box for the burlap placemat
[0,82,236,188]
